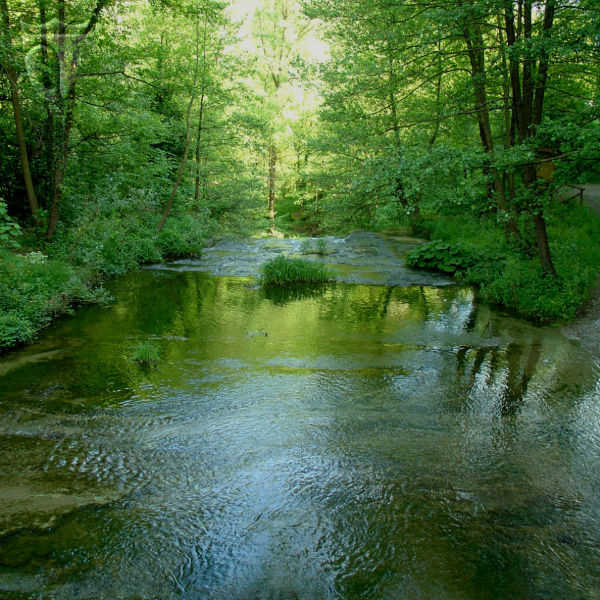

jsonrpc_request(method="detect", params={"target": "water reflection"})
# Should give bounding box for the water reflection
[0,271,599,599]
[263,283,329,305]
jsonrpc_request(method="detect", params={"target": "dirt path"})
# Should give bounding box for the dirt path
[582,184,600,215]
[562,185,600,358]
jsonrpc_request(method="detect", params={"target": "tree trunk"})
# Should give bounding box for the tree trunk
[533,211,556,278]
[194,91,209,210]
[428,40,443,150]
[463,19,519,239]
[532,0,556,126]
[0,0,40,220]
[38,0,55,207]
[193,91,206,208]
[47,87,75,239]
[6,69,40,221]
[157,95,196,232]
[268,143,277,223]
[160,7,208,230]
[504,0,558,276]
[193,14,209,209]
[47,0,110,239]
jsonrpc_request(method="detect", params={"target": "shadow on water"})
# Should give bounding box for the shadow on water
[0,269,599,599]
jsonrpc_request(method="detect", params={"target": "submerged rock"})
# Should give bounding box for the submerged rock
[247,330,268,338]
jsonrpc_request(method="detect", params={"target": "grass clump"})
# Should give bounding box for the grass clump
[261,255,333,286]
[131,341,160,367]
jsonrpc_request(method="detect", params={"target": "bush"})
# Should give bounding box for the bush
[157,215,206,258]
[0,199,21,249]
[261,256,333,286]
[405,206,600,323]
[0,312,35,348]
[406,240,478,274]
[0,250,110,351]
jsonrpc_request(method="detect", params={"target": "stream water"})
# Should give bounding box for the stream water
[1,234,599,599]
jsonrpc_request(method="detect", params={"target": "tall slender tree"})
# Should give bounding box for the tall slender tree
[0,0,40,220]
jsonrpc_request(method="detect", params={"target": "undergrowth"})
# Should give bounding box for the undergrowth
[0,249,111,350]
[1,210,213,352]
[406,204,600,322]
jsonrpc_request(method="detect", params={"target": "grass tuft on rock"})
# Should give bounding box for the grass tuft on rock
[261,255,332,286]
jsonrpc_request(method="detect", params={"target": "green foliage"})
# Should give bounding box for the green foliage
[479,259,578,322]
[158,215,207,258]
[0,250,110,351]
[406,240,478,274]
[261,255,332,286]
[406,207,600,322]
[0,313,35,348]
[0,200,21,249]
[0,187,212,352]
[131,341,160,368]
[50,183,211,278]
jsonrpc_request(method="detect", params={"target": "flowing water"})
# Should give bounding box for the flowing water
[1,234,599,599]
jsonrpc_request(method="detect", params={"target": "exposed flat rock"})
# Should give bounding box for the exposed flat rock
[146,232,453,287]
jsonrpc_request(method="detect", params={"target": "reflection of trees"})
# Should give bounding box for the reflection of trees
[2,272,587,422]
[262,283,328,305]
[453,339,543,419]
[456,346,490,389]
[378,286,394,319]
[500,343,541,417]
[312,285,464,331]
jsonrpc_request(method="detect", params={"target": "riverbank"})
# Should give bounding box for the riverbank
[0,214,211,353]
[561,185,600,358]
[3,195,600,353]
[406,199,600,323]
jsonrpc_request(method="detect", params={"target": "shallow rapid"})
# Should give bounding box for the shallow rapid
[1,234,599,599]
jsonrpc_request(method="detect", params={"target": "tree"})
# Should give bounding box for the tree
[252,0,310,228]
[305,0,598,275]
[0,0,40,220]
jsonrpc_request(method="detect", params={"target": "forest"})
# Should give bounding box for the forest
[1,0,599,350]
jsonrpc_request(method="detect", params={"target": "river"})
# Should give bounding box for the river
[1,233,599,599]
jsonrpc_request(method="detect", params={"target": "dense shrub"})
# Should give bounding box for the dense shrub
[406,240,478,274]
[0,199,21,249]
[0,250,110,350]
[157,215,207,258]
[262,256,333,286]
[0,313,35,347]
[1,181,217,352]
[52,214,209,277]
[405,206,600,323]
